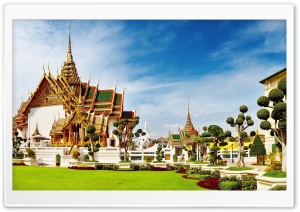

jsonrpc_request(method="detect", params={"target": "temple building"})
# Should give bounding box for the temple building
[168,98,200,159]
[13,25,136,150]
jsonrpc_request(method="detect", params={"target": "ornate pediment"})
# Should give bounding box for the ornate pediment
[29,78,63,108]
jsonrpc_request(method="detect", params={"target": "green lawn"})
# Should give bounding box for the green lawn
[13,166,207,190]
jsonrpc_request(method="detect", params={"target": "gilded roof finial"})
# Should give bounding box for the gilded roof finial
[66,20,73,62]
[97,77,101,87]
[48,62,51,75]
[43,63,46,74]
[123,84,126,93]
[187,97,191,120]
[115,80,118,88]
[88,72,91,84]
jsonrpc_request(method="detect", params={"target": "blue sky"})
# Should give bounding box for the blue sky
[12,20,286,138]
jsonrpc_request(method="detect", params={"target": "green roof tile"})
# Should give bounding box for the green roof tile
[96,90,113,102]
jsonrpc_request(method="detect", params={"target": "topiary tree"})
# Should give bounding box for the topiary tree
[12,131,23,158]
[206,125,224,165]
[257,77,286,171]
[83,125,100,161]
[155,146,165,162]
[112,116,145,162]
[196,126,212,162]
[226,105,254,167]
[250,135,266,165]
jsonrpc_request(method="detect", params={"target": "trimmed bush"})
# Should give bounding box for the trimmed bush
[269,185,286,190]
[199,174,210,181]
[241,175,257,190]
[219,181,240,190]
[219,176,241,186]
[211,170,220,178]
[186,174,201,180]
[199,170,212,175]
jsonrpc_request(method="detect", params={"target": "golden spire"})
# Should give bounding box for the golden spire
[187,97,191,121]
[67,21,73,62]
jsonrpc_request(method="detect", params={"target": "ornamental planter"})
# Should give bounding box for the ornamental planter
[202,165,229,171]
[150,162,167,168]
[220,169,260,179]
[189,163,208,169]
[23,158,38,166]
[118,162,131,169]
[255,175,287,191]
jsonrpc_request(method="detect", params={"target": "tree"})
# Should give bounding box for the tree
[112,116,145,162]
[250,135,266,165]
[226,105,254,167]
[196,126,212,162]
[13,132,23,158]
[155,146,165,162]
[207,125,224,165]
[257,77,286,171]
[83,125,100,161]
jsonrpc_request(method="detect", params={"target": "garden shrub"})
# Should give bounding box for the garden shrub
[241,175,257,190]
[166,164,176,170]
[173,154,178,162]
[187,170,194,175]
[263,170,286,178]
[199,170,211,175]
[26,148,36,159]
[175,165,184,170]
[103,165,111,170]
[140,165,150,171]
[185,174,201,180]
[191,168,201,174]
[199,174,210,181]
[95,165,104,170]
[130,164,140,171]
[219,181,240,190]
[84,154,90,162]
[218,176,241,188]
[211,170,220,178]
[269,185,286,190]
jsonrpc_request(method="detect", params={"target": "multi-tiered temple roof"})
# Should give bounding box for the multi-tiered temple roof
[13,25,135,139]
[168,98,199,146]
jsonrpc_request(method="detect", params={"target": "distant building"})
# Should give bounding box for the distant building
[259,68,286,153]
[168,98,202,160]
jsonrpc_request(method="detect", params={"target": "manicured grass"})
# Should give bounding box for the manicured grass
[225,166,254,171]
[13,166,208,190]
[263,170,287,178]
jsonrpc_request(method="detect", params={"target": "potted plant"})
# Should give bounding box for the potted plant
[56,154,61,166]
[71,149,81,160]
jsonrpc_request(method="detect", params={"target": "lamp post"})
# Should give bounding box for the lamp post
[231,144,234,163]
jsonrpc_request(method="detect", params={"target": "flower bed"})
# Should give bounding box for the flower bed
[150,167,168,171]
[197,177,220,190]
[68,166,96,170]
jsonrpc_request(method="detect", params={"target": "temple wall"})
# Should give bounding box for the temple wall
[28,105,65,139]
[107,118,119,147]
